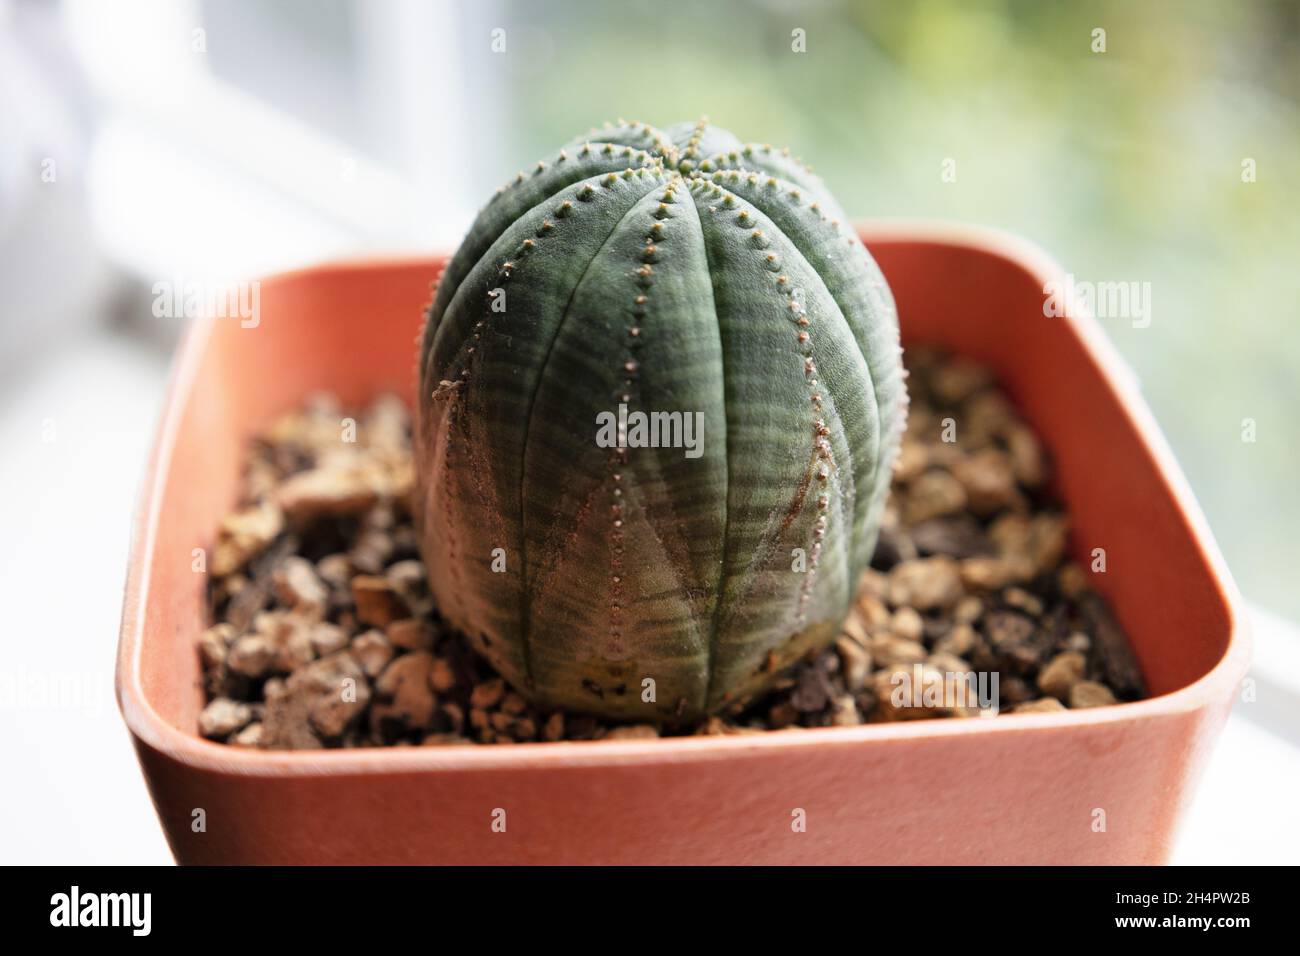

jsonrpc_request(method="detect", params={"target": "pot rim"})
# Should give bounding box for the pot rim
[116,219,1251,776]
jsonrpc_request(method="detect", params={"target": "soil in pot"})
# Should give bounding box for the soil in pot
[195,348,1145,749]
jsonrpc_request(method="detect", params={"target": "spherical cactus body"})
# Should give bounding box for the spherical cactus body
[415,119,906,723]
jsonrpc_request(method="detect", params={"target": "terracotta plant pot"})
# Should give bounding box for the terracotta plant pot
[116,222,1248,865]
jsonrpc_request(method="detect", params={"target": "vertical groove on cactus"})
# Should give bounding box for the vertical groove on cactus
[416,120,906,723]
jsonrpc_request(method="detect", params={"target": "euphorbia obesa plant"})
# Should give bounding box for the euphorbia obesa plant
[415,119,906,723]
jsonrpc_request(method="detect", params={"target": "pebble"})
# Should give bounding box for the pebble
[371,651,438,733]
[386,617,434,651]
[830,694,861,726]
[954,448,1021,516]
[429,656,458,693]
[471,678,507,710]
[871,634,928,668]
[835,637,872,690]
[1015,697,1066,714]
[227,633,275,678]
[1037,651,1087,700]
[199,697,253,738]
[891,606,924,642]
[272,556,328,612]
[263,652,370,747]
[211,501,283,576]
[604,724,660,740]
[198,623,232,670]
[1069,680,1118,709]
[934,622,977,657]
[276,462,382,522]
[309,621,351,656]
[230,722,265,747]
[887,557,963,610]
[902,471,967,525]
[351,629,395,678]
[543,712,565,742]
[351,575,410,628]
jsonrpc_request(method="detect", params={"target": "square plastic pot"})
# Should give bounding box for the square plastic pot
[116,222,1249,865]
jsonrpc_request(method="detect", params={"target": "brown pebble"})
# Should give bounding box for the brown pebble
[351,629,394,678]
[1006,423,1046,487]
[372,651,438,731]
[211,501,284,576]
[229,722,265,747]
[309,621,350,657]
[351,575,410,628]
[891,606,924,642]
[1038,651,1087,700]
[198,623,232,670]
[952,597,983,625]
[835,637,872,690]
[316,553,353,590]
[471,677,506,710]
[953,449,1021,516]
[928,651,973,675]
[930,357,992,403]
[902,470,967,525]
[1064,631,1091,654]
[227,634,275,678]
[276,462,381,521]
[272,555,328,612]
[871,665,945,722]
[199,697,253,738]
[888,557,963,610]
[871,634,928,668]
[1003,586,1044,617]
[934,623,977,657]
[385,617,434,651]
[829,695,861,726]
[604,724,660,740]
[983,610,1036,647]
[1057,562,1088,600]
[1015,697,1066,714]
[960,556,1031,590]
[263,652,370,748]
[428,656,457,693]
[422,733,473,746]
[1069,680,1118,709]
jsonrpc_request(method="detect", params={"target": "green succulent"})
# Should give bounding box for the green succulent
[415,119,906,723]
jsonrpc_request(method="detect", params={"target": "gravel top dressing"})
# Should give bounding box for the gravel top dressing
[197,348,1145,749]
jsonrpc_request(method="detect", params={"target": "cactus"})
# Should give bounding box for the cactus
[415,119,906,723]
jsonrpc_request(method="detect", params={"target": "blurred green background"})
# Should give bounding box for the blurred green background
[473,0,1300,618]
